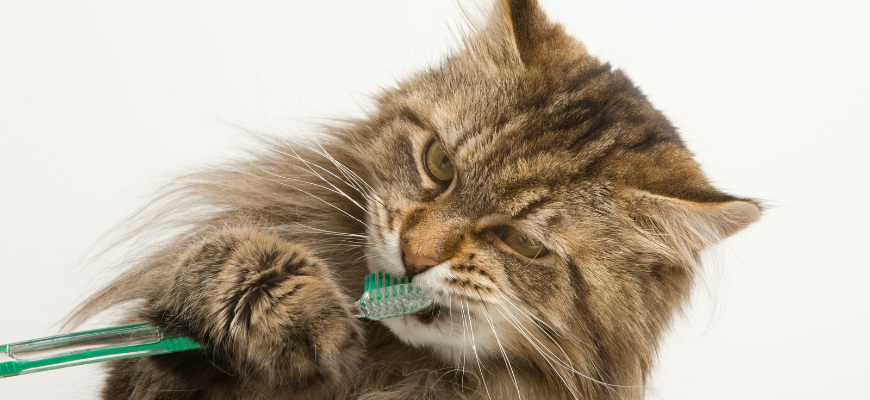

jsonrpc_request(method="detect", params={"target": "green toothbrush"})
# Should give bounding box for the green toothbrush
[0,272,432,378]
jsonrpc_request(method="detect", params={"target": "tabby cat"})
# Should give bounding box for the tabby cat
[68,0,760,399]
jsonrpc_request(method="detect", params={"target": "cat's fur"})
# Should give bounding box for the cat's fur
[68,1,760,399]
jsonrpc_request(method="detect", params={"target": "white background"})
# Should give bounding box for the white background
[1,1,868,398]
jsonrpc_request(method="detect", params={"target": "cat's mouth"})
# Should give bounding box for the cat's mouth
[413,303,442,324]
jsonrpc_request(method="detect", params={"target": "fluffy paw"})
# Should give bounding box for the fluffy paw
[150,228,364,388]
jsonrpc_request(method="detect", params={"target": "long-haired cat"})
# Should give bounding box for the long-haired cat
[68,0,760,399]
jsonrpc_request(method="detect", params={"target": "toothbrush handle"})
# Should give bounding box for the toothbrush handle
[0,322,201,378]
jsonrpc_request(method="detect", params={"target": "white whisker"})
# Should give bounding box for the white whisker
[463,298,492,400]
[277,136,381,208]
[286,220,367,239]
[301,136,380,199]
[490,300,637,399]
[478,295,522,399]
[283,143,373,208]
[245,168,369,227]
[253,162,367,212]
[256,142,372,211]
[493,303,580,399]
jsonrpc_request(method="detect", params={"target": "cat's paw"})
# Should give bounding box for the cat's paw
[149,227,364,388]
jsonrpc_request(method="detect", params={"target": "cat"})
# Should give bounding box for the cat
[67,0,760,399]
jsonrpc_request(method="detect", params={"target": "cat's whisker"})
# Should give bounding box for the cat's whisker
[303,138,368,187]
[497,296,614,388]
[251,163,367,212]
[277,137,381,208]
[492,304,581,399]
[318,245,368,261]
[349,253,381,266]
[264,159,364,203]
[260,143,373,211]
[284,220,367,239]
[488,301,585,387]
[493,303,573,367]
[326,239,368,247]
[245,170,369,227]
[297,136,381,203]
[324,238,367,257]
[461,300,469,390]
[454,295,469,391]
[264,142,377,216]
[463,298,491,400]
[252,138,359,194]
[498,297,576,364]
[282,143,373,208]
[477,294,522,399]
[271,152,364,200]
[492,303,635,399]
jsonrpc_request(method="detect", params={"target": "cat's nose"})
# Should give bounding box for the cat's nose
[400,240,438,277]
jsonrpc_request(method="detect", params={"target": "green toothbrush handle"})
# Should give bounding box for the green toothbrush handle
[1,273,426,378]
[0,322,201,378]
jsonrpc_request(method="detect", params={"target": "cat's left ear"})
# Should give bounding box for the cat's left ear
[622,190,761,256]
[478,0,587,68]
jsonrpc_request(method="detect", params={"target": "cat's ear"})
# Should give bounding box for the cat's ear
[475,0,586,68]
[623,190,761,258]
[498,0,552,65]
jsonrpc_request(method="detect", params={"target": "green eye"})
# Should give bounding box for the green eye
[497,226,549,259]
[424,139,454,183]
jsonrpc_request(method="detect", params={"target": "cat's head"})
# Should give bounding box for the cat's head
[351,0,759,390]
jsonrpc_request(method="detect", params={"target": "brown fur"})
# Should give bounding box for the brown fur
[68,1,760,399]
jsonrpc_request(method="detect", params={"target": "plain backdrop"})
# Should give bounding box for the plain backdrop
[1,1,868,398]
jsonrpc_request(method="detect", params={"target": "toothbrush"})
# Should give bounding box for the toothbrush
[0,272,432,378]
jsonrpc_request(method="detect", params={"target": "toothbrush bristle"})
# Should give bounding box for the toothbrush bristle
[356,272,433,320]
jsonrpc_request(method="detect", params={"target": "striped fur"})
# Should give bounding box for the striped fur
[69,1,760,399]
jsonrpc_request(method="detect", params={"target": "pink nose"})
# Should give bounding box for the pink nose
[400,240,438,277]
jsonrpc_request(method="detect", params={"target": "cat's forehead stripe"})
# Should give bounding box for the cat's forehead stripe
[449,124,499,165]
[510,195,551,221]
[396,108,428,131]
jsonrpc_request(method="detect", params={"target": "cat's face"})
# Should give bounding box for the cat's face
[352,0,759,385]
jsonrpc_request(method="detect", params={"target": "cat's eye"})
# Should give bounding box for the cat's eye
[423,139,454,184]
[495,226,549,259]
